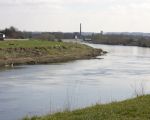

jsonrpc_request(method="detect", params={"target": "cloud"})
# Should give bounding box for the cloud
[0,0,60,7]
[1,0,150,10]
[0,0,150,32]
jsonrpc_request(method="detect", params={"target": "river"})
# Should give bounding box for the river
[1,44,150,120]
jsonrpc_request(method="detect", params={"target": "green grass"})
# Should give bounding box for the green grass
[0,40,66,48]
[0,40,96,58]
[23,95,150,120]
[0,40,102,66]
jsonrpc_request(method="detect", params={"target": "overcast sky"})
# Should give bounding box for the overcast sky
[0,0,150,32]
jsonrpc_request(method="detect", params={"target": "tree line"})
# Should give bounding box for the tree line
[0,26,80,41]
[91,33,150,47]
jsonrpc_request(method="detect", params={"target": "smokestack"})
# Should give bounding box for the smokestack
[80,23,82,38]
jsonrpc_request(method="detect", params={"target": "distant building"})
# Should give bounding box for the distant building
[0,33,5,41]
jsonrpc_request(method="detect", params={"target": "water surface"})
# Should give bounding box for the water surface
[1,44,150,120]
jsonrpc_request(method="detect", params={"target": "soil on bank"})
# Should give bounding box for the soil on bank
[0,40,105,67]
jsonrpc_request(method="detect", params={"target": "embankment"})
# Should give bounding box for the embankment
[0,40,105,67]
[23,95,150,120]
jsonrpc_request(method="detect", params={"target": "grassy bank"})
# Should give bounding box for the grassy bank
[0,40,104,67]
[24,95,150,120]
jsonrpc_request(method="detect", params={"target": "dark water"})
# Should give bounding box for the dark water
[1,44,150,120]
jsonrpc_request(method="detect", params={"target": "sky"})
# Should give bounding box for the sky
[0,0,150,32]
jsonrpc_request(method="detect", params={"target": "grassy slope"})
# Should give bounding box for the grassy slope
[0,40,65,48]
[0,40,103,66]
[24,95,150,120]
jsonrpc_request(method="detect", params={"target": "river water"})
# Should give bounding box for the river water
[1,44,150,120]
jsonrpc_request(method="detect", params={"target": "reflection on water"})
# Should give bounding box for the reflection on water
[1,44,150,120]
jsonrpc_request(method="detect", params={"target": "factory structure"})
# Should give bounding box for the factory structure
[77,23,104,42]
[78,23,92,42]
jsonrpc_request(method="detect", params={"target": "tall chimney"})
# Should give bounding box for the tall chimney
[80,23,82,38]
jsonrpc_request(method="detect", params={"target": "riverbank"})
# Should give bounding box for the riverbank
[0,40,105,67]
[23,95,150,120]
